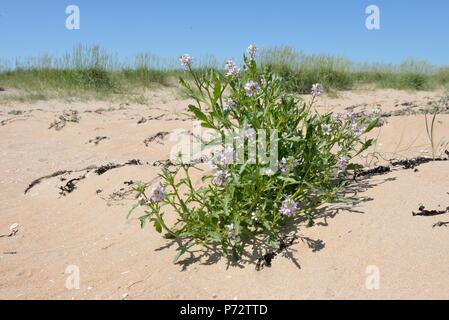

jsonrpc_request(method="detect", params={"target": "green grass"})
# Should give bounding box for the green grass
[259,46,448,93]
[0,44,448,101]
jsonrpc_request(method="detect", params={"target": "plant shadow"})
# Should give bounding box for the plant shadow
[154,175,396,271]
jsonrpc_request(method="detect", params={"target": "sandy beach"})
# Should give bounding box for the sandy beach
[1,87,449,299]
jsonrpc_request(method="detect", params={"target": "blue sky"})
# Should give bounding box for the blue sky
[1,0,449,66]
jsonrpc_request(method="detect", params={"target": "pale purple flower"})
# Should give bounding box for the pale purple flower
[247,44,257,59]
[224,60,241,78]
[279,197,299,217]
[211,152,226,168]
[207,159,218,170]
[244,126,256,139]
[211,146,235,167]
[279,157,289,174]
[244,81,260,97]
[352,123,366,137]
[346,109,356,123]
[333,113,344,123]
[213,169,231,186]
[223,146,236,163]
[322,124,332,135]
[179,54,192,68]
[150,184,165,202]
[337,156,349,172]
[311,83,324,97]
[224,98,236,111]
[137,194,149,206]
[279,156,299,174]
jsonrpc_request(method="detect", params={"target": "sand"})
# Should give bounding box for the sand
[1,87,449,299]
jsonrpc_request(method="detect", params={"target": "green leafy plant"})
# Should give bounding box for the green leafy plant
[129,45,379,263]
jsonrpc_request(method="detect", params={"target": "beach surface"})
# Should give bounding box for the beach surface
[1,88,449,299]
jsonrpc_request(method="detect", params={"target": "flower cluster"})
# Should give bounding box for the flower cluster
[244,125,256,139]
[224,60,241,78]
[150,184,165,202]
[337,156,349,172]
[244,81,260,97]
[311,83,324,97]
[179,54,192,69]
[224,98,236,111]
[279,156,299,174]
[247,44,257,60]
[213,169,231,186]
[279,198,299,217]
[322,124,332,135]
[351,123,366,137]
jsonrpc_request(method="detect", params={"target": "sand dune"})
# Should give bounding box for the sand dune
[1,88,449,299]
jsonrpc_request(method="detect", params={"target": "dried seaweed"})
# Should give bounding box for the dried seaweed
[144,132,169,146]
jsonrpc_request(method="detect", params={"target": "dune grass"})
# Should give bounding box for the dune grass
[258,46,448,93]
[0,45,447,102]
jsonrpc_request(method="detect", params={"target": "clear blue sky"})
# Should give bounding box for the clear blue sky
[1,0,448,66]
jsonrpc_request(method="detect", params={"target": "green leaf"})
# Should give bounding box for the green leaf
[287,136,303,142]
[347,163,364,171]
[138,215,147,228]
[200,122,216,129]
[365,118,380,133]
[354,138,375,157]
[154,220,162,233]
[188,105,209,123]
[173,240,195,263]
[208,231,222,242]
[277,176,300,185]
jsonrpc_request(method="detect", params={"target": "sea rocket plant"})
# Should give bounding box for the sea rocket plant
[130,45,379,262]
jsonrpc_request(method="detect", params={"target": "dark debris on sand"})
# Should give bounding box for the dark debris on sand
[144,132,170,146]
[353,151,449,180]
[87,136,109,145]
[255,235,297,271]
[354,165,391,179]
[94,159,142,175]
[433,221,449,228]
[412,204,449,217]
[24,159,143,194]
[59,176,86,196]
